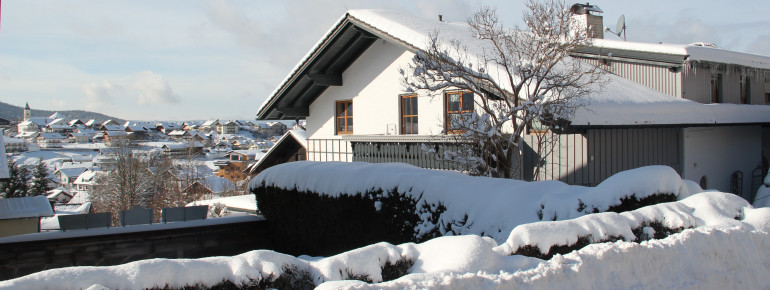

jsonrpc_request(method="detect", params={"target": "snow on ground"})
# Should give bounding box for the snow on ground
[188,194,258,215]
[2,165,769,289]
[250,162,694,243]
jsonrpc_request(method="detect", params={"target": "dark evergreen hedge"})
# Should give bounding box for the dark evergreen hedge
[252,184,444,256]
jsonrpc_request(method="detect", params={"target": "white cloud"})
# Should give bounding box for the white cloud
[82,80,119,111]
[128,71,181,105]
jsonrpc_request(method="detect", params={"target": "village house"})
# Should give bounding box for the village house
[218,121,240,135]
[200,120,221,133]
[46,187,74,204]
[246,129,308,175]
[255,8,770,201]
[36,132,68,149]
[214,149,264,182]
[3,136,28,153]
[103,130,130,147]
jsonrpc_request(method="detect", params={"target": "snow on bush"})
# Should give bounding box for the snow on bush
[753,172,770,208]
[3,191,769,289]
[250,162,690,244]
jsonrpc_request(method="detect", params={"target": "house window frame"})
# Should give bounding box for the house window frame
[711,73,723,103]
[444,90,474,134]
[335,100,353,135]
[739,75,750,104]
[400,94,418,135]
[527,117,550,135]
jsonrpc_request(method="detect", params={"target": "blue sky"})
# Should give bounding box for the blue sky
[0,0,768,121]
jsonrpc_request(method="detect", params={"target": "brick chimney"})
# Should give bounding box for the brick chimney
[570,3,604,39]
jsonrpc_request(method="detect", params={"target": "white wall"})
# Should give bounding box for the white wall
[307,40,447,141]
[682,126,762,199]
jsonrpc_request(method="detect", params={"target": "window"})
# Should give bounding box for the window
[710,74,723,103]
[527,117,549,135]
[335,100,353,134]
[400,94,418,134]
[740,75,750,104]
[445,90,474,133]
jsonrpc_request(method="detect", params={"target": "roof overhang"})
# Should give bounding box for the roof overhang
[257,14,381,120]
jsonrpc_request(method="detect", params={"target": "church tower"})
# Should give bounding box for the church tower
[23,102,31,121]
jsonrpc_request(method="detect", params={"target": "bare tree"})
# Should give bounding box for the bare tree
[91,143,153,225]
[402,0,604,178]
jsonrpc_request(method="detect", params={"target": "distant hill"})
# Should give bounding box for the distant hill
[0,101,125,124]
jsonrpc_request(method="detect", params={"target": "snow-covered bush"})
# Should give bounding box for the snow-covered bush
[250,162,692,255]
[753,172,770,207]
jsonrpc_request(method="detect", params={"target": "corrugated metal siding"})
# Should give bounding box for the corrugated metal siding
[580,57,682,98]
[523,128,681,186]
[587,128,681,185]
[682,61,770,104]
[523,132,589,185]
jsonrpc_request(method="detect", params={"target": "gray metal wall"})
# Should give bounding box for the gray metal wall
[682,61,770,104]
[523,128,682,186]
[578,57,682,98]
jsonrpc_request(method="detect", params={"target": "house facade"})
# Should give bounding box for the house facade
[256,9,770,201]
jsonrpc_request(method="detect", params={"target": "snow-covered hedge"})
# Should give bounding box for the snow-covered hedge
[5,191,769,289]
[250,162,693,255]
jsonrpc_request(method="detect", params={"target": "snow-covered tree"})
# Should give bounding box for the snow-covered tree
[28,159,53,196]
[402,0,604,178]
[1,160,30,198]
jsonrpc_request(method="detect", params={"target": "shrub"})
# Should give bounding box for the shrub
[511,221,688,260]
[252,184,444,256]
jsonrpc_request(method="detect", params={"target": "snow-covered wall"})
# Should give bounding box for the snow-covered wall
[682,126,761,199]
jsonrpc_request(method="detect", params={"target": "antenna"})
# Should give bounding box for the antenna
[605,14,626,41]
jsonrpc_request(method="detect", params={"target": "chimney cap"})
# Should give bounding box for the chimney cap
[570,3,603,15]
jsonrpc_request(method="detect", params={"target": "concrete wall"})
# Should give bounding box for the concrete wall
[0,219,271,280]
[682,126,762,199]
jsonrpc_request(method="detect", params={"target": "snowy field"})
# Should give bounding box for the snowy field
[1,164,769,289]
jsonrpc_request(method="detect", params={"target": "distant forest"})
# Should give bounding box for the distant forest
[0,101,125,124]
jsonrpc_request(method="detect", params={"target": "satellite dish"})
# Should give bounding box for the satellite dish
[615,15,626,35]
[605,14,627,41]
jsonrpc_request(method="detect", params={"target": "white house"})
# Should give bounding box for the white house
[255,9,770,201]
[36,133,68,149]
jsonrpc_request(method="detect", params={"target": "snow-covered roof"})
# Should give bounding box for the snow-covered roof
[104,130,128,137]
[168,130,189,136]
[572,73,770,126]
[74,170,98,185]
[202,119,220,127]
[102,125,124,131]
[46,187,73,199]
[589,39,770,70]
[0,195,54,219]
[0,132,9,179]
[38,133,67,140]
[55,167,88,179]
[258,9,770,127]
[47,118,66,126]
[247,129,307,174]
